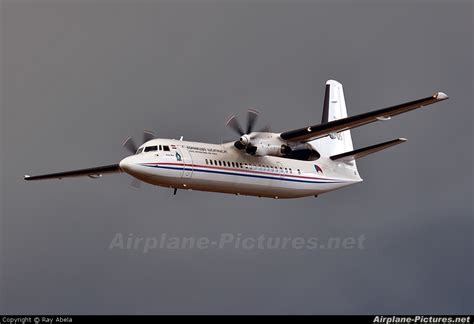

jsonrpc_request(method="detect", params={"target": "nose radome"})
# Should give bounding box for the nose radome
[119,156,135,173]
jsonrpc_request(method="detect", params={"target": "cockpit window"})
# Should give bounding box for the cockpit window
[136,148,144,154]
[163,145,170,151]
[144,145,158,152]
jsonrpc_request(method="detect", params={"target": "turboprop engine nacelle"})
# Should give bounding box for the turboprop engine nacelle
[281,143,320,161]
[246,143,286,156]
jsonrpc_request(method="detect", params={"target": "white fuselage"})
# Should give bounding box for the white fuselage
[119,139,363,199]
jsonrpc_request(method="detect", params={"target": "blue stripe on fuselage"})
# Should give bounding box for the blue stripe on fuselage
[141,164,345,184]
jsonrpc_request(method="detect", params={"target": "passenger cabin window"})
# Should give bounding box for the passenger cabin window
[163,145,170,151]
[144,146,158,152]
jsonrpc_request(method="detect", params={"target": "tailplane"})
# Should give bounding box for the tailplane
[330,138,407,162]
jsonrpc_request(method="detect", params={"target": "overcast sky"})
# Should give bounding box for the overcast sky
[1,0,472,315]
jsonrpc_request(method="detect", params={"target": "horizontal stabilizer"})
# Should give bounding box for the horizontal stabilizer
[330,138,407,162]
[24,164,120,181]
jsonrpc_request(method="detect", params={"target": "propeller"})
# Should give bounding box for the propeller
[122,130,157,154]
[226,109,260,136]
[226,109,271,152]
[143,129,156,143]
[225,115,245,136]
[121,130,157,188]
[130,178,142,189]
[122,136,138,155]
[246,108,259,134]
[258,125,272,133]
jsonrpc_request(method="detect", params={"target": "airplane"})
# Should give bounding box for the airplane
[24,80,448,199]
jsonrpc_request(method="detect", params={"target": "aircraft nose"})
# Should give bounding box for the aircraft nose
[119,156,136,174]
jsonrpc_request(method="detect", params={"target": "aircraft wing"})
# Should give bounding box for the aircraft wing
[279,92,448,142]
[24,164,120,181]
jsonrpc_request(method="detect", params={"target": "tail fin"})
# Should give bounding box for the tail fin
[311,80,355,157]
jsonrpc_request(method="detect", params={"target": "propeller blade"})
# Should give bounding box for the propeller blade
[143,130,156,143]
[249,126,272,140]
[258,125,272,133]
[122,136,138,154]
[130,178,141,189]
[226,115,245,136]
[246,108,259,134]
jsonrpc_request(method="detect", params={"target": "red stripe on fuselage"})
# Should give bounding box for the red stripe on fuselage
[141,162,341,182]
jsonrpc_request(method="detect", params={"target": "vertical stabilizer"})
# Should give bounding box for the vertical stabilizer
[311,80,357,170]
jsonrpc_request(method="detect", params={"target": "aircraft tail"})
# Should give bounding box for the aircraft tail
[311,80,355,158]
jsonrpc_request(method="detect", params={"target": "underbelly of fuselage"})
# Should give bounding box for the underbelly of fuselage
[130,163,353,199]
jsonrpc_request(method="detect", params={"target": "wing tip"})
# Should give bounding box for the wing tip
[398,137,408,142]
[24,175,31,180]
[434,92,449,100]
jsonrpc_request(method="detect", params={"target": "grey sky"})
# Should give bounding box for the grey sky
[1,0,472,315]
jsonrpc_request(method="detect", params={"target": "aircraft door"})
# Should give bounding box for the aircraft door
[175,146,193,178]
[276,161,284,179]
